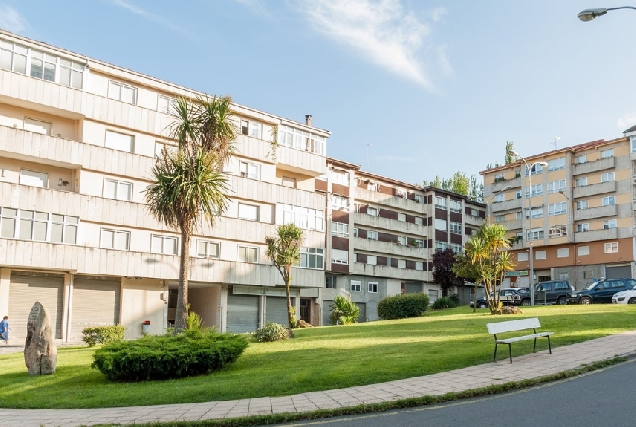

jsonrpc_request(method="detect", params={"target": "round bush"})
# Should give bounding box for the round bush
[377,293,430,320]
[432,296,459,310]
[254,322,289,342]
[92,330,248,382]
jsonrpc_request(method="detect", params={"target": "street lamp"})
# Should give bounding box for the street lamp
[559,190,578,290]
[578,6,636,21]
[510,150,548,306]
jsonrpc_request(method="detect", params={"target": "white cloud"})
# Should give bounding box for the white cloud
[617,112,636,130]
[0,4,27,33]
[430,7,447,22]
[297,0,441,90]
[108,0,192,38]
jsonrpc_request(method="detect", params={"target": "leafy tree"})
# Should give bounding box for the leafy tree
[425,172,483,201]
[145,95,236,332]
[505,141,515,164]
[432,248,464,297]
[462,224,515,314]
[453,252,483,313]
[329,296,360,325]
[265,224,304,335]
[469,174,484,202]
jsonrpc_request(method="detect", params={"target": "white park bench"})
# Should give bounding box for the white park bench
[486,317,554,363]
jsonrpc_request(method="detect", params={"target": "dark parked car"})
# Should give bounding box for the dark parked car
[568,278,636,304]
[470,288,525,308]
[527,280,574,306]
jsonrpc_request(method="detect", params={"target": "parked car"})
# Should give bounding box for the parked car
[612,283,636,304]
[470,288,524,308]
[527,280,574,306]
[568,278,636,304]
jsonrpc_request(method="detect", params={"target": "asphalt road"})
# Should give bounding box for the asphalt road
[272,359,636,427]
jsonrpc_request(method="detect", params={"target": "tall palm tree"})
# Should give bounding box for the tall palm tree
[146,95,236,332]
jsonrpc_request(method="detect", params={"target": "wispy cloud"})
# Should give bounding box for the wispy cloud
[0,4,27,33]
[108,0,192,38]
[617,112,636,130]
[296,0,446,90]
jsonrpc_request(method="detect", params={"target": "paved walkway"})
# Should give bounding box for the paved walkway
[2,331,636,427]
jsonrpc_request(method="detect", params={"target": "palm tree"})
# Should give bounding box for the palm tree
[146,95,236,332]
[265,224,304,336]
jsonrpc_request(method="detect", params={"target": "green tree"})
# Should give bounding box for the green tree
[145,95,236,332]
[453,251,482,313]
[505,141,515,164]
[425,172,481,200]
[265,224,304,335]
[432,248,464,297]
[469,174,484,202]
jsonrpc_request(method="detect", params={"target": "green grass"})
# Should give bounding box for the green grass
[1,305,635,409]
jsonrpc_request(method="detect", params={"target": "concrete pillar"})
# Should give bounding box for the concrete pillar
[61,273,74,342]
[0,268,10,319]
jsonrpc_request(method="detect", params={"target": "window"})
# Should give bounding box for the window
[100,228,130,251]
[397,236,407,245]
[436,241,448,251]
[197,240,219,258]
[368,182,378,191]
[601,149,614,159]
[20,170,47,188]
[494,193,504,202]
[367,230,378,240]
[557,248,569,258]
[602,196,616,206]
[577,223,589,232]
[548,158,566,171]
[350,280,361,292]
[331,195,349,210]
[398,213,406,222]
[604,242,618,253]
[238,203,259,221]
[331,249,349,264]
[51,214,78,244]
[300,247,324,269]
[277,125,326,155]
[549,225,567,238]
[601,172,615,182]
[108,80,137,104]
[0,208,77,243]
[495,173,504,181]
[578,246,590,256]
[239,161,261,180]
[154,141,177,158]
[516,211,523,219]
[59,58,85,89]
[450,222,462,234]
[396,189,407,199]
[367,255,377,266]
[331,222,349,237]
[151,234,178,255]
[18,210,48,241]
[325,276,336,288]
[103,179,132,201]
[24,118,52,135]
[632,137,636,153]
[415,194,425,204]
[368,282,378,293]
[576,200,588,210]
[353,228,358,237]
[450,243,462,254]
[516,190,522,199]
[548,202,566,216]
[238,245,258,263]
[435,196,447,210]
[105,130,135,153]
[435,218,447,231]
[603,219,617,229]
[450,200,462,213]
[367,206,379,217]
[575,155,587,164]
[525,184,543,197]
[547,179,566,194]
[157,95,176,114]
[330,169,349,186]
[470,208,479,216]
[535,250,546,260]
[277,204,325,231]
[415,262,424,271]
[576,177,588,187]
[530,163,544,175]
[415,216,423,226]
[398,259,406,269]
[527,228,544,240]
[239,120,263,139]
[526,207,543,219]
[494,215,506,223]
[518,252,529,262]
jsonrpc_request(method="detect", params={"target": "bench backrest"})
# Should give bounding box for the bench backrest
[487,317,541,335]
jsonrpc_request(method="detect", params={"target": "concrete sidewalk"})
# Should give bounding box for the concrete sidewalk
[1,331,636,427]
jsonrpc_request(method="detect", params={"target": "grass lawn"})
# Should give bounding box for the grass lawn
[1,304,635,409]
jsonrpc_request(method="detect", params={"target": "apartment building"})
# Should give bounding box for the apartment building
[0,30,329,341]
[319,158,485,322]
[482,136,634,290]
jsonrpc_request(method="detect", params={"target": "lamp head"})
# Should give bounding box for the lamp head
[578,8,608,21]
[537,161,549,167]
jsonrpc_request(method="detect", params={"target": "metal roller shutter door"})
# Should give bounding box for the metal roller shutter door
[606,265,631,280]
[71,277,121,340]
[226,294,259,333]
[9,272,64,341]
[406,283,422,294]
[355,302,366,323]
[265,296,289,326]
[323,300,333,326]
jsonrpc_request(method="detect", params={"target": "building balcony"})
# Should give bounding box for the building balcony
[234,134,274,165]
[352,237,428,258]
[353,213,427,237]
[504,219,523,231]
[574,227,618,243]
[0,237,324,286]
[573,157,615,175]
[465,214,484,226]
[354,187,426,214]
[350,262,431,282]
[490,176,522,192]
[228,174,325,210]
[573,181,617,198]
[490,198,522,212]
[574,204,617,221]
[275,144,327,177]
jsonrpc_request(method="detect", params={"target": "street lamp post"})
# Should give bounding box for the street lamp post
[559,190,577,290]
[510,150,548,306]
[578,6,636,21]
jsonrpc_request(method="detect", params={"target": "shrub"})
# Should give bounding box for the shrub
[432,296,459,310]
[449,294,460,305]
[254,322,289,342]
[82,325,125,347]
[329,296,360,325]
[377,293,430,320]
[92,330,248,382]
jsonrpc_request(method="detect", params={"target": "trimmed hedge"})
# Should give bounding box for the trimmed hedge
[254,322,289,342]
[377,293,430,320]
[431,296,459,310]
[91,330,249,382]
[82,325,125,347]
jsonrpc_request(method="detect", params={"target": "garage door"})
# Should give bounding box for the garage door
[323,300,333,326]
[9,272,64,341]
[406,283,422,294]
[606,265,632,280]
[70,277,121,340]
[355,302,366,323]
[226,293,259,333]
[265,296,289,326]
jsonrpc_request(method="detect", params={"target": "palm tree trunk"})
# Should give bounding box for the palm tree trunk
[284,266,295,338]
[175,229,191,332]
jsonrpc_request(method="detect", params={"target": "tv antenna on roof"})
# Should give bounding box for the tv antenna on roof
[553,136,560,150]
[366,143,372,171]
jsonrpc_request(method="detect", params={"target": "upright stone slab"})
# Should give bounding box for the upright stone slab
[24,302,57,375]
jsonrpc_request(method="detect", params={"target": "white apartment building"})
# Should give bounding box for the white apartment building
[0,30,329,340]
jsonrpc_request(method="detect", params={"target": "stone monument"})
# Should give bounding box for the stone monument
[24,301,57,375]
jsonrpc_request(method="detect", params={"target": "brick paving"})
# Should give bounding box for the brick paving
[1,331,635,427]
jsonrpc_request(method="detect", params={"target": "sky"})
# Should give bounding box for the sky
[2,0,635,186]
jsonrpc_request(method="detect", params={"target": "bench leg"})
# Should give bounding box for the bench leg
[547,336,552,354]
[508,343,512,363]
[494,342,498,362]
[533,337,537,353]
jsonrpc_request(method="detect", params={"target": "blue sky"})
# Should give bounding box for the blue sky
[2,1,635,185]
